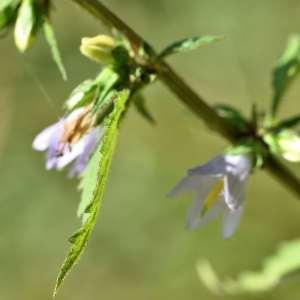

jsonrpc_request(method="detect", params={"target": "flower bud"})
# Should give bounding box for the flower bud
[14,0,38,52]
[80,35,116,64]
[277,129,300,162]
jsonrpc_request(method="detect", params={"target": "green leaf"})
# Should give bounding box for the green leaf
[272,34,300,116]
[77,137,103,219]
[14,0,38,52]
[53,89,130,297]
[272,114,300,132]
[65,68,119,112]
[197,239,300,295]
[65,79,98,111]
[159,35,223,58]
[43,19,67,80]
[215,104,249,133]
[92,67,119,113]
[133,94,156,124]
[0,0,19,30]
[138,41,156,61]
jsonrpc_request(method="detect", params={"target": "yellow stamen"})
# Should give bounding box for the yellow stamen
[201,179,224,216]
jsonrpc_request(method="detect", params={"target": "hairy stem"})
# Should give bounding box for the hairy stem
[70,0,300,199]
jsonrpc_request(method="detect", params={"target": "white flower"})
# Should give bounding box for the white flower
[169,154,252,238]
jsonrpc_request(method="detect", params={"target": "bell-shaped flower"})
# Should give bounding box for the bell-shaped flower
[169,154,252,238]
[33,107,103,177]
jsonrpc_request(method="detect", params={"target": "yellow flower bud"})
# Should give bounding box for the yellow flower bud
[80,35,116,64]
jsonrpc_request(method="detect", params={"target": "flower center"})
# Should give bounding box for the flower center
[60,107,95,145]
[201,178,224,216]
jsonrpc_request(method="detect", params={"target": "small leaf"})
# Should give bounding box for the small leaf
[215,104,249,133]
[0,0,19,31]
[159,35,223,58]
[65,79,98,111]
[14,0,38,52]
[54,89,130,297]
[197,239,300,295]
[272,34,300,116]
[43,19,67,80]
[92,67,119,113]
[272,114,300,132]
[133,94,156,124]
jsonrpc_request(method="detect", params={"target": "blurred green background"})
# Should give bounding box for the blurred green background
[1,0,300,299]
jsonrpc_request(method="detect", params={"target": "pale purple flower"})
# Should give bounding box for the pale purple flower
[68,128,102,177]
[33,108,103,176]
[169,154,252,238]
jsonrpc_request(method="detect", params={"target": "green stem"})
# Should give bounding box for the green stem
[70,0,300,199]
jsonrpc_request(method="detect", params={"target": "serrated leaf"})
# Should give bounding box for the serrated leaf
[215,104,249,133]
[159,35,223,58]
[77,139,103,219]
[54,89,130,297]
[0,0,19,30]
[133,94,155,124]
[43,19,67,80]
[272,34,300,116]
[197,239,300,295]
[14,0,38,52]
[65,79,98,111]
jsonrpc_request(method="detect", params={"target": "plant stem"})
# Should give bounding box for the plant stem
[70,0,300,199]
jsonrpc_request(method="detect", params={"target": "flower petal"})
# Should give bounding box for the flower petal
[55,139,86,170]
[168,174,215,198]
[187,197,224,230]
[185,182,214,228]
[224,154,252,179]
[223,174,246,210]
[32,122,61,151]
[222,205,243,239]
[45,120,65,170]
[68,127,103,177]
[188,155,227,176]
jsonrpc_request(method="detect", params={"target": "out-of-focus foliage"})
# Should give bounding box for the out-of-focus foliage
[272,35,300,116]
[197,239,300,295]
[43,19,67,81]
[159,35,222,58]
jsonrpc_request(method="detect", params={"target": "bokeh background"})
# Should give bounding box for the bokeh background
[1,0,300,299]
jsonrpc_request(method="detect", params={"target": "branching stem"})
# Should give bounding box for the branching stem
[70,0,300,198]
